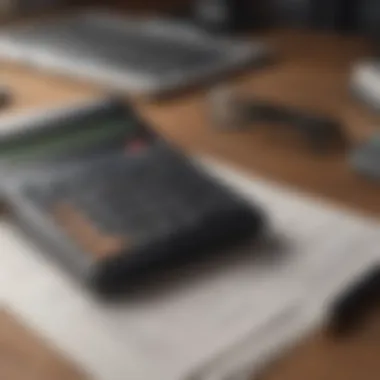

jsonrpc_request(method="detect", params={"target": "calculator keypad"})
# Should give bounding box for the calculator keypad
[22,144,239,261]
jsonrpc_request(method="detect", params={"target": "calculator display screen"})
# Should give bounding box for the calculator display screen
[0,115,136,161]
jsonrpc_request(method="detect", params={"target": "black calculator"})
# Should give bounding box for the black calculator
[1,98,265,296]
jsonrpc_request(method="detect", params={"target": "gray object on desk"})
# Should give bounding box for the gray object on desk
[351,60,380,111]
[351,134,380,181]
[350,61,380,181]
[0,10,270,97]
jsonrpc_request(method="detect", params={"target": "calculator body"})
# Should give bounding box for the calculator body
[1,98,265,296]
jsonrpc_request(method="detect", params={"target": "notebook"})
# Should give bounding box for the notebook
[0,11,270,97]
[1,157,379,380]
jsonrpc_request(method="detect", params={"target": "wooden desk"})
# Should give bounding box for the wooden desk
[2,30,380,380]
[0,310,88,380]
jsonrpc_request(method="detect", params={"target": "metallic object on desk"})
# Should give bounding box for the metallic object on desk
[311,0,349,31]
[208,86,248,130]
[208,87,347,152]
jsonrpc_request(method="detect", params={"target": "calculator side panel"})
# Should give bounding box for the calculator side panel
[4,183,95,287]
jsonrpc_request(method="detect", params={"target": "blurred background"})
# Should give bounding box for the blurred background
[1,0,379,37]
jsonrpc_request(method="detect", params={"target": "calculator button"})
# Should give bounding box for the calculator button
[125,138,149,154]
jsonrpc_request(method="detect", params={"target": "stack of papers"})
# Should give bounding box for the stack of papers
[1,157,379,380]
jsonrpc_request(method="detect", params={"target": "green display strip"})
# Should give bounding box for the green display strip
[0,120,131,161]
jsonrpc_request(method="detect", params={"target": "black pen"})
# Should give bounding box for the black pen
[0,87,11,109]
[329,265,380,336]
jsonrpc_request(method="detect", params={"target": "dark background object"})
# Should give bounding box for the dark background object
[339,0,361,32]
[273,0,360,32]
[191,0,270,33]
[271,0,314,28]
[310,0,339,30]
[190,0,377,34]
[69,0,190,12]
[358,0,380,42]
[68,0,380,38]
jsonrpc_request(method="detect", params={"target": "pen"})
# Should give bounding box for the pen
[329,266,380,336]
[0,87,11,109]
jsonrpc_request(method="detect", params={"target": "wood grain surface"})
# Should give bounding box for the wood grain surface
[0,310,88,380]
[2,30,380,380]
[261,318,380,380]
